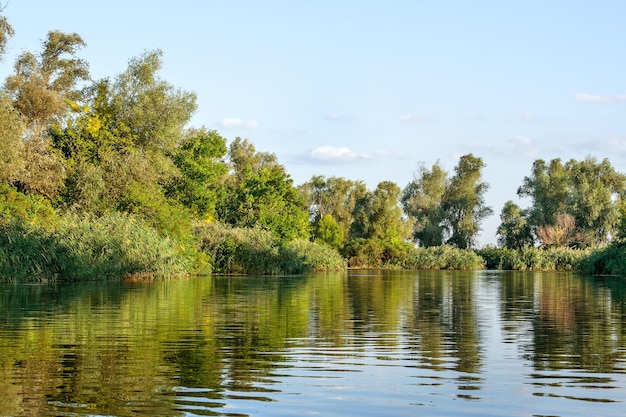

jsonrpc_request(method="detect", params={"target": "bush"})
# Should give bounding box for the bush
[475,246,588,271]
[0,213,192,283]
[578,243,626,275]
[195,222,346,275]
[401,245,485,270]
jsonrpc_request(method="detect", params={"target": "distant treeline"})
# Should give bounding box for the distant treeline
[1,18,625,281]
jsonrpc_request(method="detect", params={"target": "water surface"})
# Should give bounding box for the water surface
[1,270,625,416]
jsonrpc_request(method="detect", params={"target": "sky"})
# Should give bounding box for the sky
[1,0,625,246]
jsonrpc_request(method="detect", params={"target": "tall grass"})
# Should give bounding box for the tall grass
[578,243,626,275]
[195,222,346,275]
[0,213,192,283]
[400,245,486,270]
[476,246,589,271]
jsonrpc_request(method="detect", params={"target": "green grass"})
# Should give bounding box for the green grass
[0,213,192,283]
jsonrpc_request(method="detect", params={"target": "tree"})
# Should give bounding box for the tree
[0,93,24,185]
[314,213,344,250]
[3,31,89,199]
[517,156,625,247]
[350,181,412,242]
[517,158,569,230]
[5,31,89,133]
[218,138,310,240]
[496,200,533,249]
[0,5,14,59]
[401,162,447,247]
[566,157,625,247]
[299,175,367,244]
[443,154,492,249]
[166,128,228,219]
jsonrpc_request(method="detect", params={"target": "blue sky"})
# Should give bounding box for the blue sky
[1,1,625,245]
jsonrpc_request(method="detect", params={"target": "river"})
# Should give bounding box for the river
[1,270,625,416]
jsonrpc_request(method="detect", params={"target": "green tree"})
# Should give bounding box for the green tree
[218,138,309,240]
[0,5,14,59]
[401,162,447,247]
[496,200,534,249]
[5,31,89,133]
[517,157,625,247]
[517,158,569,231]
[0,93,24,185]
[443,154,492,249]
[4,31,89,199]
[350,181,412,242]
[314,213,344,250]
[566,157,625,247]
[166,128,228,219]
[299,175,367,244]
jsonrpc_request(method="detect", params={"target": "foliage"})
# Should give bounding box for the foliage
[218,138,310,240]
[496,200,534,249]
[166,128,228,219]
[313,213,344,250]
[517,157,625,248]
[5,31,89,133]
[400,245,485,270]
[402,154,492,249]
[344,238,416,268]
[476,246,588,271]
[350,181,412,242]
[401,162,447,247]
[578,243,626,276]
[0,185,58,229]
[0,213,191,282]
[195,222,344,275]
[299,175,367,244]
[443,154,493,249]
[0,93,25,184]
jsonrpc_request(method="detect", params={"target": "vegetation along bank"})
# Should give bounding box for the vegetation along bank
[1,16,625,282]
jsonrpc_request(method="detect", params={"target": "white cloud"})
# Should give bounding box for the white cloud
[506,136,539,159]
[573,93,626,104]
[221,118,259,129]
[302,146,405,165]
[580,136,626,153]
[399,114,432,123]
[324,113,345,121]
[518,111,536,122]
[309,146,370,162]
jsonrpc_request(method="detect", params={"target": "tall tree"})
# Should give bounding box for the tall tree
[496,200,534,249]
[3,31,88,198]
[299,175,367,244]
[166,128,228,219]
[0,94,24,185]
[443,154,493,249]
[5,31,89,133]
[517,156,625,247]
[218,138,309,240]
[350,181,412,242]
[0,5,14,59]
[401,162,447,247]
[517,158,569,231]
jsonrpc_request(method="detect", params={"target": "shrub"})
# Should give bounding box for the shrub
[401,245,485,270]
[195,222,346,275]
[0,213,192,282]
[475,246,588,271]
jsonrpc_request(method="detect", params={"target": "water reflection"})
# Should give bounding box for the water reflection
[0,271,625,416]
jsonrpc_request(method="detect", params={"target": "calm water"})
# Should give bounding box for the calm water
[1,270,625,416]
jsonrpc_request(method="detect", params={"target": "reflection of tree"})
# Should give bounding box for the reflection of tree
[533,274,619,372]
[406,271,482,374]
[1,271,625,415]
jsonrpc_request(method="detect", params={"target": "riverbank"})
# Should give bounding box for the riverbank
[2,210,623,282]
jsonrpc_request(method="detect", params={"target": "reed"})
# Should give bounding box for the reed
[195,222,346,275]
[0,213,191,282]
